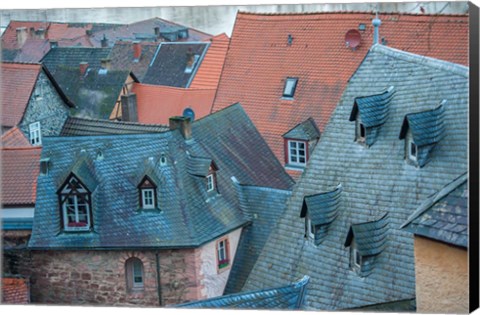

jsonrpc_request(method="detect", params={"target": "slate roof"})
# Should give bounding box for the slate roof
[60,116,169,136]
[1,127,31,148]
[224,181,292,294]
[28,103,293,249]
[87,17,212,47]
[111,83,216,123]
[0,62,44,128]
[142,42,209,87]
[177,276,309,310]
[243,45,468,311]
[211,12,469,171]
[401,172,468,248]
[108,41,159,81]
[1,147,41,206]
[47,66,130,119]
[41,47,112,73]
[283,118,321,141]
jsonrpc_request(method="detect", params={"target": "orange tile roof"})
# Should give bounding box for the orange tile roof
[1,277,30,304]
[1,62,42,128]
[1,147,41,206]
[133,83,216,125]
[190,33,230,89]
[212,12,469,166]
[1,127,31,148]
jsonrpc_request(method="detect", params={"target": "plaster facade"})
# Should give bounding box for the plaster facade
[18,70,70,143]
[414,236,468,313]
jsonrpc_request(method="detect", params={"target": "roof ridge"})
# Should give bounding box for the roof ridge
[237,10,468,17]
[371,44,468,77]
[65,115,168,128]
[1,146,42,151]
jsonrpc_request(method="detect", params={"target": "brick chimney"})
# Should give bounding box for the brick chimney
[79,62,89,76]
[35,28,46,39]
[121,93,138,122]
[169,116,192,140]
[133,41,141,61]
[101,58,111,70]
[16,27,28,46]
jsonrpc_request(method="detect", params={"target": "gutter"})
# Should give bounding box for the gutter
[155,252,162,306]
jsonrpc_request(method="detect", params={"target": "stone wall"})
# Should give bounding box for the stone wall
[414,236,468,313]
[18,70,70,142]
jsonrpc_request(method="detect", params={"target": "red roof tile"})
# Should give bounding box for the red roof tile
[1,277,30,304]
[212,12,469,166]
[190,33,230,89]
[133,83,216,124]
[1,62,42,128]
[1,147,41,206]
[1,127,31,148]
[12,39,51,63]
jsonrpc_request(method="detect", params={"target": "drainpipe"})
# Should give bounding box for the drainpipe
[155,252,162,306]
[372,12,382,45]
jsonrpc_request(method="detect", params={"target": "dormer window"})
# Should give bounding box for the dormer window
[283,118,320,169]
[29,121,42,146]
[305,217,315,239]
[206,167,217,192]
[350,241,362,270]
[409,137,417,161]
[282,77,298,98]
[138,176,157,209]
[59,175,92,231]
[356,115,366,143]
[287,140,307,167]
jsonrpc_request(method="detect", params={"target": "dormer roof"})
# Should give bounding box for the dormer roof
[300,184,341,226]
[283,118,321,141]
[187,156,218,177]
[344,213,388,257]
[349,86,394,128]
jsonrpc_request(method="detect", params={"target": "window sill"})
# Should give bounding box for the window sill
[217,263,231,274]
[136,207,162,213]
[285,164,305,172]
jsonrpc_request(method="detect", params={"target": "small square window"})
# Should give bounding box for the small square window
[283,78,298,98]
[287,140,307,166]
[29,121,42,146]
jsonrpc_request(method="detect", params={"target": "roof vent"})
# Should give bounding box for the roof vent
[287,34,293,46]
[345,29,361,50]
[372,13,382,45]
[358,23,366,31]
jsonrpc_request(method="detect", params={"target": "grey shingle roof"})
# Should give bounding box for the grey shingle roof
[142,42,209,87]
[224,180,292,294]
[177,276,309,310]
[60,116,169,136]
[401,172,468,248]
[108,42,159,81]
[243,45,468,310]
[28,103,293,250]
[41,47,112,72]
[283,117,321,141]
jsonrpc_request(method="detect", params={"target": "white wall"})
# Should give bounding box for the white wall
[198,227,242,298]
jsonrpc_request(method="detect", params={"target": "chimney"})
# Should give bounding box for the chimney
[49,40,58,49]
[133,41,142,61]
[372,13,382,45]
[121,93,138,122]
[154,26,160,37]
[16,27,28,46]
[101,34,108,48]
[169,116,192,140]
[86,29,92,36]
[35,28,45,39]
[101,58,111,70]
[79,62,89,76]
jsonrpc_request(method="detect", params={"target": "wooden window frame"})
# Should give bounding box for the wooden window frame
[286,139,308,167]
[58,175,92,232]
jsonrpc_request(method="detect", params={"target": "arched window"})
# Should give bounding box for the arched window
[125,257,144,291]
[59,175,92,231]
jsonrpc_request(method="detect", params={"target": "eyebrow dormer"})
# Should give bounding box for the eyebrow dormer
[399,101,446,168]
[187,156,219,193]
[344,213,388,277]
[349,86,394,147]
[300,184,342,245]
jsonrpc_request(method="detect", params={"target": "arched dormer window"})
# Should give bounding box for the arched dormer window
[138,176,157,209]
[58,174,92,231]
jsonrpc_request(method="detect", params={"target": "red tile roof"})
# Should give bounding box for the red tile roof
[133,83,216,124]
[1,147,41,206]
[1,127,31,148]
[10,39,51,63]
[190,33,230,89]
[1,277,30,304]
[211,12,469,168]
[1,62,42,128]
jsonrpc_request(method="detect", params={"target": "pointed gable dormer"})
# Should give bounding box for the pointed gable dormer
[344,213,388,276]
[349,86,394,147]
[300,184,342,245]
[399,101,446,168]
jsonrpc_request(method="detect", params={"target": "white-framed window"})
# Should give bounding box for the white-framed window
[350,242,362,271]
[59,176,91,231]
[185,54,200,73]
[409,140,417,161]
[29,121,42,145]
[287,140,307,166]
[355,113,366,143]
[126,257,144,291]
[141,189,155,209]
[306,217,315,239]
[283,77,298,98]
[207,174,215,192]
[217,238,230,270]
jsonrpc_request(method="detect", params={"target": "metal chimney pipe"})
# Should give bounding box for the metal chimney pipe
[372,13,382,45]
